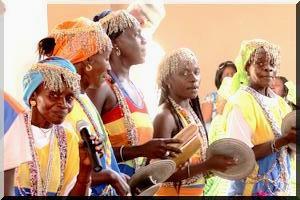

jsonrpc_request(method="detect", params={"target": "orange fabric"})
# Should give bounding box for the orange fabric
[50,17,111,64]
[155,186,204,196]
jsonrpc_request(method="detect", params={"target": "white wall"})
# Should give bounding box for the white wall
[4,0,48,104]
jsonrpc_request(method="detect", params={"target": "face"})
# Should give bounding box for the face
[31,83,75,125]
[115,24,147,65]
[85,47,112,89]
[221,66,236,82]
[270,77,285,97]
[246,47,277,89]
[167,62,201,99]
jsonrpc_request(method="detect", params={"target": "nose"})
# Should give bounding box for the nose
[141,34,147,45]
[106,63,111,71]
[57,97,68,108]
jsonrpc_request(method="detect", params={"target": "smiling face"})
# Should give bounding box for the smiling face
[246,47,277,90]
[30,83,75,126]
[167,61,201,100]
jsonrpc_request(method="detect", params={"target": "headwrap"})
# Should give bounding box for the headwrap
[50,17,112,64]
[284,81,296,105]
[99,10,140,38]
[156,48,199,89]
[229,39,281,94]
[23,57,81,107]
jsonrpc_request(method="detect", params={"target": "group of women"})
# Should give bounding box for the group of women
[3,8,296,197]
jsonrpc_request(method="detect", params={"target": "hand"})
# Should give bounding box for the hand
[283,127,296,144]
[141,138,182,159]
[204,154,237,172]
[120,172,130,183]
[78,135,103,173]
[103,169,131,196]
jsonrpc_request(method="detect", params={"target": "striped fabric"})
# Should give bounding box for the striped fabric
[102,79,153,176]
[3,92,32,171]
[155,111,205,196]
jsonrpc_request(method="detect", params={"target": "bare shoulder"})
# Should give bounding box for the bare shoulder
[153,103,176,138]
[86,81,117,114]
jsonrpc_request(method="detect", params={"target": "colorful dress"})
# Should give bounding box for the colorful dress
[102,74,153,176]
[14,112,80,196]
[155,98,208,196]
[224,86,292,196]
[4,92,31,171]
[65,93,121,196]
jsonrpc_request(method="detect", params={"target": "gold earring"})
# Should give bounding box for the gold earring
[86,64,93,72]
[115,47,121,56]
[30,100,36,107]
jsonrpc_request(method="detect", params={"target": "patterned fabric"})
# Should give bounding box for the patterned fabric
[223,86,292,196]
[14,120,80,196]
[65,93,120,195]
[3,92,31,171]
[102,77,153,176]
[155,111,205,196]
[50,17,112,64]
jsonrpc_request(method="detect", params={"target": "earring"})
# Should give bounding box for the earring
[115,46,121,56]
[30,100,36,107]
[86,64,93,72]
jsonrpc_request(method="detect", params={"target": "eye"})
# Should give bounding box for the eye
[49,91,59,99]
[66,95,74,104]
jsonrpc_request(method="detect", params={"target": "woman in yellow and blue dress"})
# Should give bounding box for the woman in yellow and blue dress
[223,39,296,196]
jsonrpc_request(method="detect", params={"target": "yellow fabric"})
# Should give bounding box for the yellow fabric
[223,89,291,145]
[15,127,80,195]
[223,88,291,195]
[65,94,112,166]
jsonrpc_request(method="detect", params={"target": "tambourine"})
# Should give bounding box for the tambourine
[168,124,203,167]
[281,110,296,152]
[128,159,176,196]
[206,138,256,180]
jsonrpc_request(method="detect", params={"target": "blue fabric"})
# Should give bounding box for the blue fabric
[22,57,77,107]
[14,187,56,196]
[228,152,291,196]
[118,163,135,177]
[4,99,19,134]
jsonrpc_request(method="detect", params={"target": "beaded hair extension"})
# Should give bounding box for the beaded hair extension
[99,10,140,36]
[23,63,81,94]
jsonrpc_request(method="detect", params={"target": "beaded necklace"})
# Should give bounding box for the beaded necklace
[243,86,289,195]
[17,110,67,196]
[108,73,145,170]
[168,97,208,185]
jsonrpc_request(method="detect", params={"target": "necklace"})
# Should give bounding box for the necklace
[243,86,289,195]
[38,127,53,138]
[17,110,67,196]
[168,96,208,185]
[108,73,145,170]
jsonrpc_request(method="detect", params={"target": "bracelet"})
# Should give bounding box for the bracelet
[187,162,191,178]
[271,139,280,153]
[120,145,125,162]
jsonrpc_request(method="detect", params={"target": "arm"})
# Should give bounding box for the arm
[227,107,295,160]
[4,169,15,196]
[201,101,213,123]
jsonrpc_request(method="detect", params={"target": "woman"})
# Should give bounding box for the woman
[270,76,298,110]
[201,61,237,130]
[153,48,236,196]
[14,57,101,196]
[38,17,130,196]
[223,39,296,196]
[87,10,181,177]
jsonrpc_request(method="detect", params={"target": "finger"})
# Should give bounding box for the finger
[165,145,182,154]
[164,138,183,144]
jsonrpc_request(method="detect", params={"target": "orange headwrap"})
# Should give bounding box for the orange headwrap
[50,17,112,64]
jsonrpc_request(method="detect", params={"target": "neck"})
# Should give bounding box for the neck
[249,83,269,96]
[30,109,53,129]
[168,94,190,109]
[110,55,131,81]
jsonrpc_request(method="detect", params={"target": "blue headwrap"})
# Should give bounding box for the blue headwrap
[22,56,80,107]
